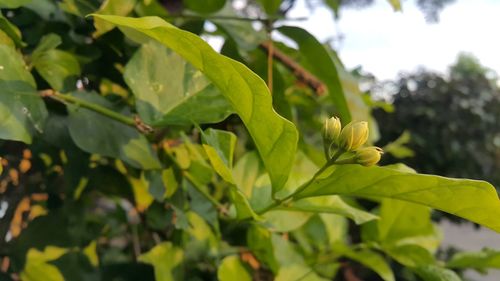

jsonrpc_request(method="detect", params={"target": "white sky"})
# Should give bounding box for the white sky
[287,0,500,80]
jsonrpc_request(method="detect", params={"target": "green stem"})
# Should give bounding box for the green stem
[47,91,136,127]
[256,150,344,215]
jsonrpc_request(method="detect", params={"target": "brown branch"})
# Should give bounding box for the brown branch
[259,42,326,95]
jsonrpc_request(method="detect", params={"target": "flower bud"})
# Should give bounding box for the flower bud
[322,116,342,144]
[355,146,383,166]
[339,121,369,151]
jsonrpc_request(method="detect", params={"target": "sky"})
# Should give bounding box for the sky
[286,0,500,80]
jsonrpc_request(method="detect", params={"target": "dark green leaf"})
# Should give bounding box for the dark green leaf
[67,91,161,169]
[256,0,282,15]
[184,0,225,14]
[0,12,25,47]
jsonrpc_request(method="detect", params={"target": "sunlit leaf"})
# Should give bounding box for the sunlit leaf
[93,0,137,37]
[217,255,252,281]
[297,164,500,232]
[138,242,184,281]
[20,247,67,281]
[413,265,461,281]
[93,15,298,193]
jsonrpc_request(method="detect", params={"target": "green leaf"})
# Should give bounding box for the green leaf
[67,91,161,169]
[0,12,25,47]
[286,195,378,225]
[138,242,184,281]
[32,44,81,92]
[93,0,137,37]
[59,0,99,17]
[278,26,351,123]
[184,0,225,14]
[201,128,236,183]
[0,0,32,8]
[233,151,262,197]
[384,244,435,267]
[297,164,500,232]
[448,249,500,271]
[413,265,462,281]
[262,210,312,232]
[217,255,252,281]
[20,247,67,281]
[0,45,48,144]
[124,41,233,125]
[256,0,282,15]
[336,244,395,281]
[92,15,298,193]
[387,0,402,11]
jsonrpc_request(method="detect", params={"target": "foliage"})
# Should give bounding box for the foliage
[0,1,499,281]
[375,54,500,190]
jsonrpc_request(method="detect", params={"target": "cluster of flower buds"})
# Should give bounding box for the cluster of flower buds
[322,116,383,166]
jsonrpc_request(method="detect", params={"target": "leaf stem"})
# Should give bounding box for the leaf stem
[257,150,344,215]
[183,171,226,212]
[41,90,138,128]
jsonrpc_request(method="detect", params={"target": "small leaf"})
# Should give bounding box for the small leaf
[59,0,99,17]
[217,255,252,281]
[297,164,500,232]
[387,0,402,11]
[448,249,500,271]
[256,0,282,15]
[413,265,461,281]
[201,128,236,183]
[92,15,298,193]
[184,0,225,14]
[0,12,25,47]
[20,247,68,281]
[335,244,395,281]
[93,0,137,37]
[139,242,184,281]
[67,91,161,169]
[33,50,80,92]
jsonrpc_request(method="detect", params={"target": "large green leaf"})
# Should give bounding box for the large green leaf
[278,26,351,123]
[217,255,252,281]
[297,164,500,232]
[92,15,298,192]
[0,45,48,144]
[67,91,161,169]
[124,41,233,125]
[138,242,184,281]
[448,249,500,271]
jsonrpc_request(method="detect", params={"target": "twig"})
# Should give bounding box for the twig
[259,41,326,95]
[40,90,152,133]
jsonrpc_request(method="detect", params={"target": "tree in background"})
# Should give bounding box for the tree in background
[375,53,500,188]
